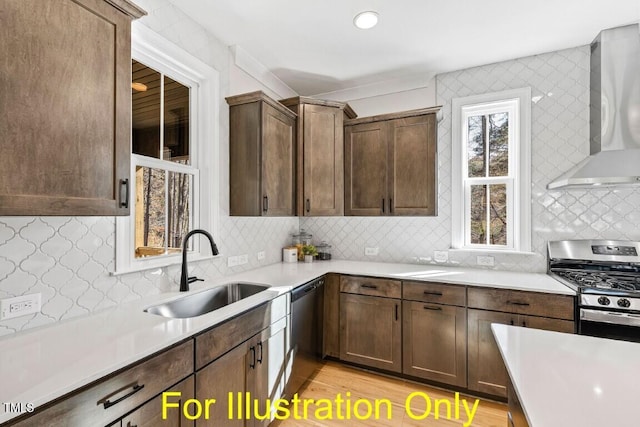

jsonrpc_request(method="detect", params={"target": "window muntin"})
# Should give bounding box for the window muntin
[461,100,518,250]
[131,60,197,259]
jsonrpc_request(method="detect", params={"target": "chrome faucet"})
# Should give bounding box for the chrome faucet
[180,229,219,292]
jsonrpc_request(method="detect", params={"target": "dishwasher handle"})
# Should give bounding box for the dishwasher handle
[291,278,324,302]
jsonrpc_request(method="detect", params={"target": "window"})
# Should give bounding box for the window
[451,88,531,252]
[115,23,219,274]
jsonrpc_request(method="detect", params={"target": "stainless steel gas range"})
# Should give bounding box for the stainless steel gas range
[548,239,640,342]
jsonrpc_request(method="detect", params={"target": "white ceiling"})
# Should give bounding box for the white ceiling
[170,0,640,97]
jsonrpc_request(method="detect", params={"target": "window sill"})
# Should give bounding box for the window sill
[448,248,539,256]
[110,253,223,276]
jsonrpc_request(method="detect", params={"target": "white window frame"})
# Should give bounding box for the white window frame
[114,23,220,274]
[451,88,531,253]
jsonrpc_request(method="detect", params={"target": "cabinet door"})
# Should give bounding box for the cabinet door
[301,104,344,216]
[339,293,401,372]
[323,274,341,358]
[403,301,467,387]
[249,324,287,427]
[344,122,388,216]
[467,309,514,397]
[121,375,194,427]
[0,0,132,216]
[261,102,295,216]
[195,341,250,427]
[388,114,437,216]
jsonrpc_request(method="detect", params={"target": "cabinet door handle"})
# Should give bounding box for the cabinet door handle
[119,178,129,208]
[306,199,311,213]
[423,291,443,297]
[257,342,263,364]
[381,198,385,213]
[395,304,399,321]
[97,381,144,409]
[507,300,530,307]
[522,320,527,327]
[263,196,269,212]
[509,318,515,326]
[360,284,378,290]
[423,305,442,311]
[127,422,138,427]
[249,346,256,369]
[389,198,393,213]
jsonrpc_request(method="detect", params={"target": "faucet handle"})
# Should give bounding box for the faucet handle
[187,276,204,284]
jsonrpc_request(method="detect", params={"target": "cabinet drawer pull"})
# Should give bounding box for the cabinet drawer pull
[263,196,269,212]
[381,198,385,213]
[127,422,138,427]
[507,300,530,307]
[98,381,144,409]
[306,199,311,213]
[395,304,399,321]
[389,198,393,213]
[119,178,129,208]
[360,284,378,290]
[249,346,256,369]
[423,305,442,311]
[423,291,443,297]
[257,342,263,364]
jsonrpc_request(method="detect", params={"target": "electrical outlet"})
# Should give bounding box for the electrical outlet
[237,254,248,265]
[364,247,379,256]
[227,256,238,267]
[477,256,495,267]
[257,251,266,261]
[433,250,449,263]
[0,293,41,320]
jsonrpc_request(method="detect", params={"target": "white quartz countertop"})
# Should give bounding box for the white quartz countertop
[0,260,573,424]
[492,324,640,427]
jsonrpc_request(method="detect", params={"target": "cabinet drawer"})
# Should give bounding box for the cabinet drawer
[403,281,466,306]
[340,275,401,299]
[195,295,287,370]
[9,341,193,427]
[467,287,575,320]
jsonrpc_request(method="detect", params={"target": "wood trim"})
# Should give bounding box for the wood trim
[103,0,147,19]
[226,91,297,119]
[279,96,355,118]
[345,106,442,126]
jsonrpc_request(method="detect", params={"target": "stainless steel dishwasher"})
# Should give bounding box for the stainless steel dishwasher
[287,276,324,397]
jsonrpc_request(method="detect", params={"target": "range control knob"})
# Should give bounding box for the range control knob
[597,296,610,306]
[617,298,631,308]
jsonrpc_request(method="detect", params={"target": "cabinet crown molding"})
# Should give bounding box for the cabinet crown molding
[345,106,442,126]
[279,96,357,119]
[226,90,297,119]
[102,0,147,19]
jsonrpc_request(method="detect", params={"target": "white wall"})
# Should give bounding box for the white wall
[345,84,436,117]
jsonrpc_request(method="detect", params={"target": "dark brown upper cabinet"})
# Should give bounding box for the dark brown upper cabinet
[226,91,297,216]
[344,107,440,216]
[0,0,145,216]
[280,97,357,216]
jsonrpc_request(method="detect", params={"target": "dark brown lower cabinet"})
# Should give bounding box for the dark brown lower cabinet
[195,318,287,427]
[339,293,401,373]
[120,375,194,427]
[322,273,340,358]
[467,309,575,397]
[507,378,530,427]
[402,301,467,387]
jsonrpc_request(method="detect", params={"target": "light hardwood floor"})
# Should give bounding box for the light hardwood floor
[271,361,507,427]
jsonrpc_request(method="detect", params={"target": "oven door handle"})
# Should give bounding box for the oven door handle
[581,308,640,327]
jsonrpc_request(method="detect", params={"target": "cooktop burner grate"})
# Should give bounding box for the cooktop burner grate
[554,270,640,292]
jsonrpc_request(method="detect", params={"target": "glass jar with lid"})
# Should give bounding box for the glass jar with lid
[291,229,312,261]
[316,241,332,260]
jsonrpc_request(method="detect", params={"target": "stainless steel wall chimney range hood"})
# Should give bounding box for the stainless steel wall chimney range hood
[547,24,640,190]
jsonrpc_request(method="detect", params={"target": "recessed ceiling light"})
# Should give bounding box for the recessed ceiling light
[131,82,148,92]
[353,11,378,30]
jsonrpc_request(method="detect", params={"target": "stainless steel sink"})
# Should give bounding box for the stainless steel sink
[145,283,269,318]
